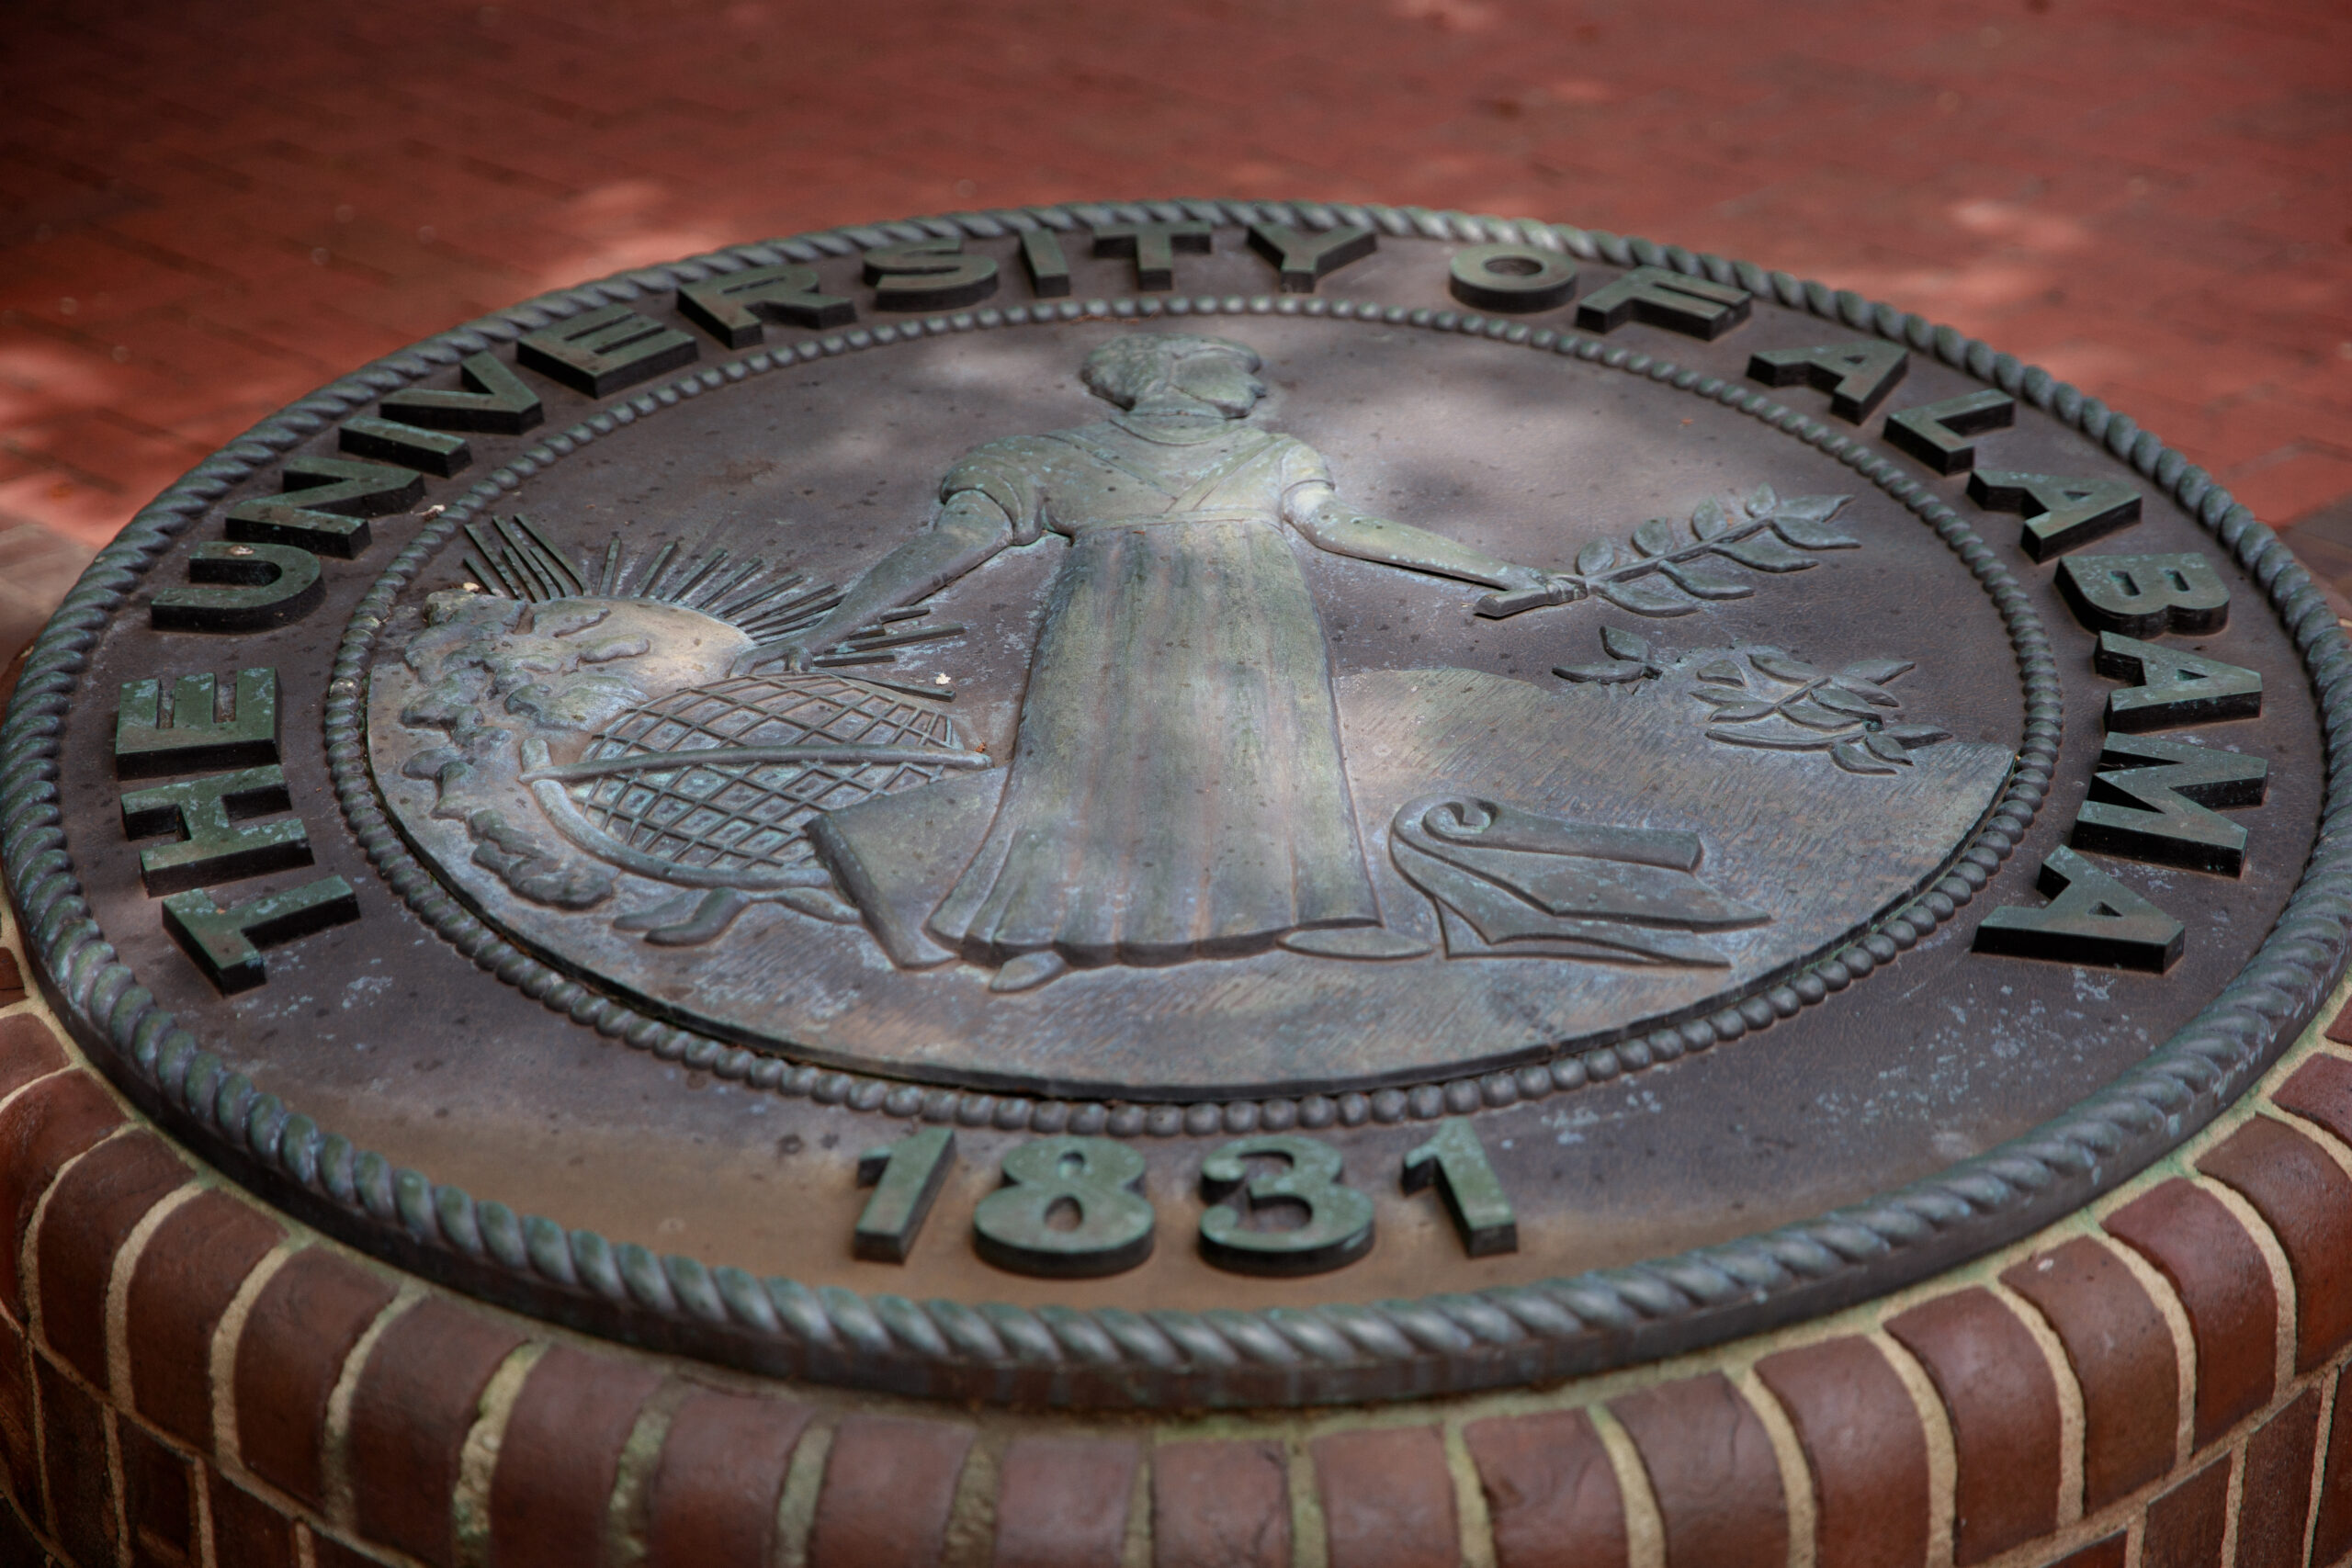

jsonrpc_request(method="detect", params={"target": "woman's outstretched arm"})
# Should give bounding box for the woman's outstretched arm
[1287,482,1554,593]
[734,493,1015,672]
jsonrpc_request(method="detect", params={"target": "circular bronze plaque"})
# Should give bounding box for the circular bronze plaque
[12,201,2344,1407]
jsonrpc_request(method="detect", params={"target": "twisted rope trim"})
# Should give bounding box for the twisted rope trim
[6,198,2345,1410]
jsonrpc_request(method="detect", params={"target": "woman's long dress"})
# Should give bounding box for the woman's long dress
[925,417,1382,966]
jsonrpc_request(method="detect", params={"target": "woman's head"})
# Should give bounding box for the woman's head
[1081,333,1265,415]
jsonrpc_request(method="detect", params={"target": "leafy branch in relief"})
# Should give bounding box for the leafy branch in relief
[1555,628,1953,775]
[1477,485,1859,620]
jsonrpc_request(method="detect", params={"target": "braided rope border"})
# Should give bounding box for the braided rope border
[7,199,2345,1411]
[326,294,2055,1128]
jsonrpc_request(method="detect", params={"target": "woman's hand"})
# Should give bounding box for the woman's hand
[1490,562,1559,596]
[729,637,819,677]
[1474,565,1584,620]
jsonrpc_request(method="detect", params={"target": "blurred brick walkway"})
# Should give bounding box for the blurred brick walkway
[2,0,2347,651]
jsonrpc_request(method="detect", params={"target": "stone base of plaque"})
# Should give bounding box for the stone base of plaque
[2,895,2346,1567]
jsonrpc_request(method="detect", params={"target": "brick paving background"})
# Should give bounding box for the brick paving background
[1,0,2346,659]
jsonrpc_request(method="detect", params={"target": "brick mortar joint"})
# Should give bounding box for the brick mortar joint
[2184,1175,2299,1395]
[102,1181,201,1418]
[452,1341,545,1568]
[1984,1278,2089,1528]
[19,1120,141,1348]
[1730,1365,1817,1568]
[320,1281,424,1535]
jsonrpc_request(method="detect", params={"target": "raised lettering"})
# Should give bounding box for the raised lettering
[1199,1134,1374,1277]
[972,1136,1153,1278]
[676,264,856,346]
[1747,340,1909,423]
[2057,552,2228,637]
[1091,221,1212,292]
[226,457,420,558]
[162,875,358,994]
[2071,735,2267,875]
[115,669,278,780]
[1972,845,2184,973]
[120,765,311,895]
[1447,243,1577,313]
[150,543,323,634]
[1021,230,1072,299]
[1883,389,2015,475]
[2097,632,2262,731]
[1250,223,1378,293]
[337,415,470,478]
[854,1127,956,1263]
[1574,265,1750,340]
[379,351,544,434]
[516,304,698,397]
[1401,1119,1518,1257]
[863,238,1000,311]
[1969,469,2142,561]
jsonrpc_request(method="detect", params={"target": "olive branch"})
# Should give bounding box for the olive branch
[1477,485,1858,619]
[1556,628,1953,775]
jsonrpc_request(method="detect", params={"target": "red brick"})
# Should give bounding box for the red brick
[0,1014,68,1102]
[2106,1179,2279,1445]
[2234,1386,2320,1568]
[35,1352,116,1568]
[2143,1456,2231,1568]
[32,1130,188,1387]
[124,1190,283,1449]
[1461,1408,1625,1568]
[0,1313,33,1514]
[119,1419,196,1568]
[232,1247,398,1509]
[807,1414,975,1568]
[208,1470,298,1568]
[0,230,219,324]
[0,950,25,1009]
[1151,1438,1290,1568]
[2233,447,2352,529]
[0,1070,124,1315]
[2199,1116,2352,1371]
[643,1386,812,1568]
[0,469,141,552]
[345,1297,526,1568]
[1884,1289,2061,1566]
[485,1345,664,1568]
[2052,1535,2127,1568]
[994,1435,1141,1568]
[7,412,209,494]
[2274,1053,2352,1142]
[2313,1364,2352,1566]
[2001,1237,2179,1509]
[1311,1426,1459,1568]
[1610,1372,1787,1568]
[1752,1336,1928,1568]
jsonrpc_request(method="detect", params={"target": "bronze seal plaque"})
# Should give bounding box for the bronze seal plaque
[12,201,2345,1407]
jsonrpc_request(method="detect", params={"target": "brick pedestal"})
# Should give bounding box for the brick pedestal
[2,901,2346,1565]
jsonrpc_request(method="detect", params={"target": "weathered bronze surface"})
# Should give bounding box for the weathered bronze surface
[361,318,2022,1097]
[13,204,2339,1407]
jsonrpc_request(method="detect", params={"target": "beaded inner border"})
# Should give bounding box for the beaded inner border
[329,294,2055,1132]
[6,199,2345,1410]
